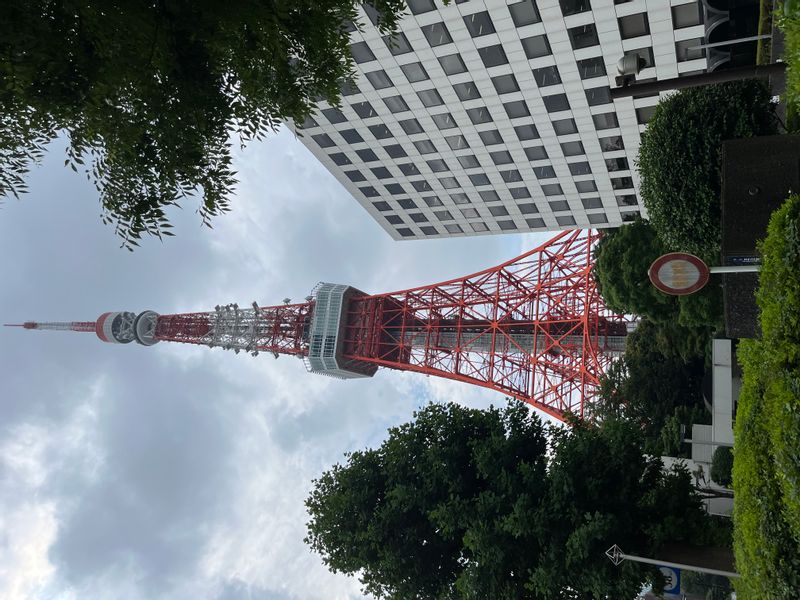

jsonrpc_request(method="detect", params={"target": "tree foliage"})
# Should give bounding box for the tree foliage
[306,402,719,599]
[711,447,733,487]
[0,0,405,247]
[637,80,778,259]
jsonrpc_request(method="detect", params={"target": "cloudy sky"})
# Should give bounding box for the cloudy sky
[0,128,552,599]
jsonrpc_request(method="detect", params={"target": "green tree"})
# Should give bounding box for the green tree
[637,80,778,259]
[0,0,405,247]
[593,219,723,343]
[306,402,719,599]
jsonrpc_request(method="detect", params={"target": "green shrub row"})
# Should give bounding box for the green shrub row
[733,195,800,599]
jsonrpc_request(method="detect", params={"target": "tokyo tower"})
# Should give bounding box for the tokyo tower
[6,230,628,420]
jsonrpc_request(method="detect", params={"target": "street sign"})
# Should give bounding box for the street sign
[648,253,710,296]
[659,565,681,595]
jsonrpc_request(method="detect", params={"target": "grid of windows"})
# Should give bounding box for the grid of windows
[290,0,706,239]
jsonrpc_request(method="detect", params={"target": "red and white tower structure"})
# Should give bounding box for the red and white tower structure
[6,230,628,420]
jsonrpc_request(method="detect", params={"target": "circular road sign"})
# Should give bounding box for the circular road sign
[648,252,710,296]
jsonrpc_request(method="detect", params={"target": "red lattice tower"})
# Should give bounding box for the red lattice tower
[6,230,627,420]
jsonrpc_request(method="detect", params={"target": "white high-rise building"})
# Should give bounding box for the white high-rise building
[290,0,707,239]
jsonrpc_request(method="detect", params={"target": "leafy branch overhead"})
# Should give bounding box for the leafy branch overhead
[0,0,407,248]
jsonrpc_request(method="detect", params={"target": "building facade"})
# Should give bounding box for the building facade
[290,0,708,239]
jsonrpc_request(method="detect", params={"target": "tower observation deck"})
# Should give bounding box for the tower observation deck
[6,230,628,420]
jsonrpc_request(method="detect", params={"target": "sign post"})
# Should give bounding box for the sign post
[648,252,760,296]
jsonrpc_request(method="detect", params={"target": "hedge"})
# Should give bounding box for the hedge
[733,195,800,598]
[711,447,733,487]
[637,80,778,260]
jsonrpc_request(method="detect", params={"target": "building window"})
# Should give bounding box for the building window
[350,41,376,63]
[399,163,421,176]
[401,62,429,83]
[672,3,703,28]
[593,112,619,130]
[345,170,366,182]
[570,163,592,176]
[557,215,577,226]
[371,166,393,179]
[322,108,346,124]
[356,148,379,162]
[478,44,510,68]
[626,47,655,68]
[439,176,461,190]
[504,100,531,119]
[599,135,624,152]
[491,74,520,95]
[427,158,450,172]
[498,220,518,231]
[577,57,607,79]
[445,223,463,233]
[411,180,433,192]
[524,146,548,160]
[549,200,569,211]
[461,207,479,218]
[534,165,556,179]
[425,196,444,207]
[397,228,414,237]
[509,1,541,27]
[533,65,561,87]
[384,144,408,158]
[481,190,501,203]
[365,70,393,90]
[471,222,489,232]
[407,0,436,14]
[585,86,612,106]
[351,101,377,119]
[383,95,410,113]
[386,216,404,227]
[467,107,493,125]
[560,0,591,16]
[463,11,496,37]
[490,150,514,165]
[373,201,392,211]
[398,118,424,135]
[605,157,629,171]
[611,176,634,190]
[445,135,470,150]
[552,118,578,136]
[312,133,335,148]
[329,152,352,166]
[339,128,364,144]
[521,35,551,59]
[422,22,453,47]
[588,213,608,224]
[510,186,531,199]
[519,203,538,214]
[469,173,492,186]
[525,217,545,227]
[636,105,657,124]
[543,185,565,197]
[382,32,414,55]
[453,194,472,206]
[409,213,428,223]
[543,94,570,113]
[385,183,406,195]
[568,24,599,50]
[575,179,597,192]
[561,141,585,156]
[618,13,650,39]
[515,124,540,141]
[417,89,444,107]
[413,139,438,154]
[339,79,360,96]
[298,115,317,129]
[501,169,523,183]
[420,225,438,236]
[479,130,504,146]
[453,81,482,101]
[676,38,705,62]
[457,155,481,169]
[581,197,603,209]
[438,53,468,75]
[360,186,379,197]
[398,198,418,209]
[368,124,393,140]
[617,194,638,206]
[489,205,509,217]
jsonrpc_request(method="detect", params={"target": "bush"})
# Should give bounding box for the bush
[733,195,800,599]
[711,447,733,487]
[637,80,778,259]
